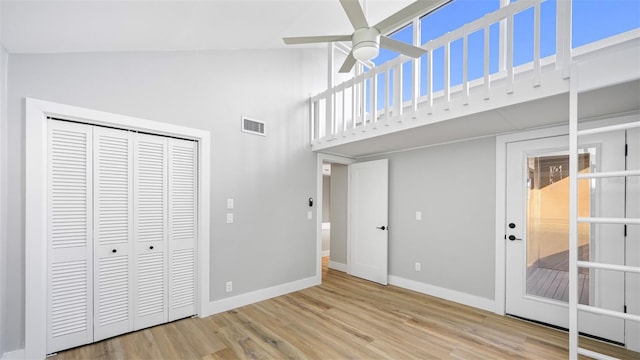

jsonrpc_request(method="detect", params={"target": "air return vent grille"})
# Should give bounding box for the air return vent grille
[241,117,266,136]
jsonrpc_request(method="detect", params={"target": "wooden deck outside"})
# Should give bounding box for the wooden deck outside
[527,245,590,304]
[527,267,590,304]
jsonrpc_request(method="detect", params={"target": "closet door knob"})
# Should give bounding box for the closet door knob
[112,249,117,253]
[149,246,154,250]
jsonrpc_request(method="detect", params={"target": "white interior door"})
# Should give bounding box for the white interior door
[348,159,388,285]
[505,133,625,344]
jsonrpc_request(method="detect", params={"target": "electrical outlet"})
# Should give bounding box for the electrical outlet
[307,211,313,220]
[416,211,422,221]
[226,281,233,293]
[415,262,421,272]
[227,198,234,209]
[226,213,234,224]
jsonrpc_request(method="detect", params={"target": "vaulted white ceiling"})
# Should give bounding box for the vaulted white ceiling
[1,0,414,53]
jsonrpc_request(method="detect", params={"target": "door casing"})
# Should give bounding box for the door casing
[315,155,390,285]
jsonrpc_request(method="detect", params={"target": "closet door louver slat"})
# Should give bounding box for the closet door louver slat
[47,120,94,354]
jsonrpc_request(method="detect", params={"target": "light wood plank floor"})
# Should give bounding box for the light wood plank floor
[51,258,639,359]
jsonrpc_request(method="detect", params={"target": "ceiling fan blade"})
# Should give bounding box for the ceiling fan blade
[283,35,352,45]
[380,36,426,58]
[339,51,357,73]
[374,0,452,35]
[339,0,369,30]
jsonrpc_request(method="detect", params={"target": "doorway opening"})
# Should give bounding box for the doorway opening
[316,155,389,286]
[320,161,349,279]
[322,163,331,263]
[315,154,354,283]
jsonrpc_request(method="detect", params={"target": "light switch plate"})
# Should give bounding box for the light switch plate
[227,198,234,209]
[416,211,422,221]
[226,213,234,224]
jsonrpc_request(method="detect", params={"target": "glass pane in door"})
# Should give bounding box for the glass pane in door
[525,152,592,304]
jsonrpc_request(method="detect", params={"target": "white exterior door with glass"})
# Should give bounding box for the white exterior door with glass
[505,132,633,345]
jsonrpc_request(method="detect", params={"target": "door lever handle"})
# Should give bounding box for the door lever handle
[376,226,387,230]
[508,235,522,241]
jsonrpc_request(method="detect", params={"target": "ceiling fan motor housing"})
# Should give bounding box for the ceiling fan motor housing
[352,27,381,61]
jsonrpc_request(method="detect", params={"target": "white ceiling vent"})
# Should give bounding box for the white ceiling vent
[241,117,266,136]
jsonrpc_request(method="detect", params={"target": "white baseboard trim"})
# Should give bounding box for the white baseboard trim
[328,261,347,272]
[322,250,330,257]
[203,276,319,317]
[2,349,24,360]
[388,275,495,313]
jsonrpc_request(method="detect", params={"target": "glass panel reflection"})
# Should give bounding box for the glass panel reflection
[526,152,591,304]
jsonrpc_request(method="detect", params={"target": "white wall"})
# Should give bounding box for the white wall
[0,52,6,360]
[0,0,8,354]
[322,174,330,223]
[364,136,496,300]
[5,48,325,352]
[322,174,330,254]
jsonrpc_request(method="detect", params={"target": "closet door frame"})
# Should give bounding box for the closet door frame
[25,98,211,359]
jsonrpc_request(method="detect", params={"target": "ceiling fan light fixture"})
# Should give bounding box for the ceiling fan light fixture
[353,41,379,61]
[352,27,380,61]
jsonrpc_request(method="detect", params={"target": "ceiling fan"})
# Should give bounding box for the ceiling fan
[283,0,452,73]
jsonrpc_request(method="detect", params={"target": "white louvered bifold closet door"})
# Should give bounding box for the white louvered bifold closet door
[168,139,197,321]
[47,121,198,354]
[92,127,134,342]
[133,134,168,330]
[47,120,94,354]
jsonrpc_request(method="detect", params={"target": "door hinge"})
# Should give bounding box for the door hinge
[625,143,628,157]
[624,224,627,237]
[624,305,627,314]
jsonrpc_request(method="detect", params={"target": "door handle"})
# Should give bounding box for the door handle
[508,235,522,241]
[376,226,387,230]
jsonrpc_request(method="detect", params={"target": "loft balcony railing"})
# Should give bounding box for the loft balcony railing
[309,0,573,145]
